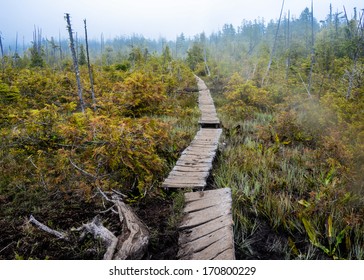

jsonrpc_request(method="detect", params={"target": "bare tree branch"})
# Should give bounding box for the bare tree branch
[29,215,69,240]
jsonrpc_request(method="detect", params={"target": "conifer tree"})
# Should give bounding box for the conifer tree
[78,44,86,66]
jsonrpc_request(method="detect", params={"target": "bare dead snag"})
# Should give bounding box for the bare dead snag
[262,0,285,86]
[307,0,315,95]
[65,13,85,113]
[84,19,96,110]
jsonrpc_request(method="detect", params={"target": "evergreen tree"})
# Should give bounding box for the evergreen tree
[30,28,44,68]
[78,44,86,66]
[186,43,204,71]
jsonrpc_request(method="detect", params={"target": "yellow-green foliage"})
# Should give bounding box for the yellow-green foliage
[111,71,167,117]
[0,55,197,200]
[214,67,364,259]
[220,73,272,122]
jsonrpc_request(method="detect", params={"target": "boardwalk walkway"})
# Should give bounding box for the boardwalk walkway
[197,76,220,128]
[161,128,222,189]
[178,188,235,260]
[162,76,235,260]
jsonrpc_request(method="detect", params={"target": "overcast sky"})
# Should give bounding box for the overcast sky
[0,0,362,43]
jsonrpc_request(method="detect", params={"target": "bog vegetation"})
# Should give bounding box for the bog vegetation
[1,34,199,258]
[1,4,363,259]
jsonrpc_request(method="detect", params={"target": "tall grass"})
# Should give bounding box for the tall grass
[213,111,364,259]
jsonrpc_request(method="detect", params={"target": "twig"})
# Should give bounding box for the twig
[0,241,15,254]
[29,215,68,240]
[98,205,118,214]
[69,157,97,179]
[297,71,312,98]
[111,189,127,198]
[27,156,39,170]
[97,187,113,202]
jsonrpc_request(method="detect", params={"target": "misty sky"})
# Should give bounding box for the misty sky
[0,0,362,43]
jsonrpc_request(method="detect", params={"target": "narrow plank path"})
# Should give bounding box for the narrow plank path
[162,128,222,189]
[196,75,220,128]
[162,76,235,260]
[178,188,235,260]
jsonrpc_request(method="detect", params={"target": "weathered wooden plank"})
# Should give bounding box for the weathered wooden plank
[181,150,216,156]
[183,146,216,151]
[178,153,215,160]
[176,158,213,165]
[162,182,205,189]
[183,194,231,213]
[197,128,222,133]
[195,130,222,138]
[163,177,207,185]
[177,226,232,258]
[200,118,219,121]
[180,236,234,260]
[184,188,231,203]
[212,248,236,260]
[179,216,232,244]
[179,203,231,229]
[169,170,210,178]
[175,163,212,169]
[172,165,211,173]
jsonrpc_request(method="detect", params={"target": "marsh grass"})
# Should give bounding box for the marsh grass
[213,111,364,259]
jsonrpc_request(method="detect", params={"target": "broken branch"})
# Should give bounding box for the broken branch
[29,215,69,240]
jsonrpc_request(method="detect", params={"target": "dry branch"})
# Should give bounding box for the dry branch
[69,157,97,179]
[75,215,118,259]
[28,215,69,240]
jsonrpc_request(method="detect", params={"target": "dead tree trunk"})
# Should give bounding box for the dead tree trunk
[65,13,85,113]
[262,0,285,86]
[344,7,364,100]
[84,19,96,110]
[58,31,63,62]
[0,32,4,72]
[307,0,315,96]
[203,47,211,76]
[285,10,291,81]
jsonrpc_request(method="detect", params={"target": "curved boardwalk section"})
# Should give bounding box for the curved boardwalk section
[162,76,235,260]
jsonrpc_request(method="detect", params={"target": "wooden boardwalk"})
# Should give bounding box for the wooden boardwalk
[196,76,220,128]
[178,188,235,260]
[161,128,222,189]
[162,76,235,260]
